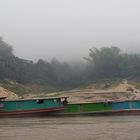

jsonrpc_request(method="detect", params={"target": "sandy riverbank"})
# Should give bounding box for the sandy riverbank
[0,80,140,102]
[22,80,140,103]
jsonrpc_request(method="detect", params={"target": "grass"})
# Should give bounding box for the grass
[2,84,31,96]
[2,80,63,96]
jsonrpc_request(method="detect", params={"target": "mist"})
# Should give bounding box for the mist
[0,0,140,61]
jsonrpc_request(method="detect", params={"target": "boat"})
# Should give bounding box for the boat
[0,96,68,117]
[55,99,140,116]
[1,96,140,117]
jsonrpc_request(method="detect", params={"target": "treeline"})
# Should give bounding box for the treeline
[0,37,140,88]
[85,47,140,80]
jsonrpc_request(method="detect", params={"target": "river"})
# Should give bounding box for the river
[0,116,140,140]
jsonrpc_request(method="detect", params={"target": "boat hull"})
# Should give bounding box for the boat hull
[50,109,140,117]
[0,97,67,117]
[0,107,64,117]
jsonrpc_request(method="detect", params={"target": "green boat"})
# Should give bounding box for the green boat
[57,100,140,116]
[0,96,67,117]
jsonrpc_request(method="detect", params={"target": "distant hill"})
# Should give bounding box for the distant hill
[1,37,140,91]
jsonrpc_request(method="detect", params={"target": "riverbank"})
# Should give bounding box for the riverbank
[1,80,140,103]
[22,80,140,103]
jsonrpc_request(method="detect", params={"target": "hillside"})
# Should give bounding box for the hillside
[1,80,140,103]
[1,38,140,90]
[0,36,140,102]
[41,80,140,103]
[0,80,137,103]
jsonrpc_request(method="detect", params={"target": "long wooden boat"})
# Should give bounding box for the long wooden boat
[2,96,140,117]
[54,99,140,116]
[0,96,68,117]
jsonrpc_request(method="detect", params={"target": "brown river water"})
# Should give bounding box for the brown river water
[0,116,140,140]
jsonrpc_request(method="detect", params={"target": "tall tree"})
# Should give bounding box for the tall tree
[0,37,13,58]
[85,47,122,78]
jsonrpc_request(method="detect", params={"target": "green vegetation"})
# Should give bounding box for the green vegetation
[2,82,31,96]
[2,81,61,96]
[0,37,140,93]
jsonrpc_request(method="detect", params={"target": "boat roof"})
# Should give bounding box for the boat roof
[33,96,68,100]
[68,99,140,104]
[2,96,68,102]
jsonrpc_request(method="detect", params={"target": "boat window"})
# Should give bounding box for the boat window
[57,98,61,102]
[36,99,44,104]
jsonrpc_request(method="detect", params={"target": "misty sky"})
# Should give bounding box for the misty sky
[0,0,140,61]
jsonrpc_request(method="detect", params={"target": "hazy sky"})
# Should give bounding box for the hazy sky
[0,0,140,61]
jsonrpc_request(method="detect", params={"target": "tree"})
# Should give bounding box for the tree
[85,47,122,78]
[0,37,13,58]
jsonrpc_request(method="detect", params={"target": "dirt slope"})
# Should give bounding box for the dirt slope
[0,86,18,100]
[44,80,140,103]
[2,80,140,103]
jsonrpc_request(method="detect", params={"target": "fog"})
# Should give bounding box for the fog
[0,0,140,61]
